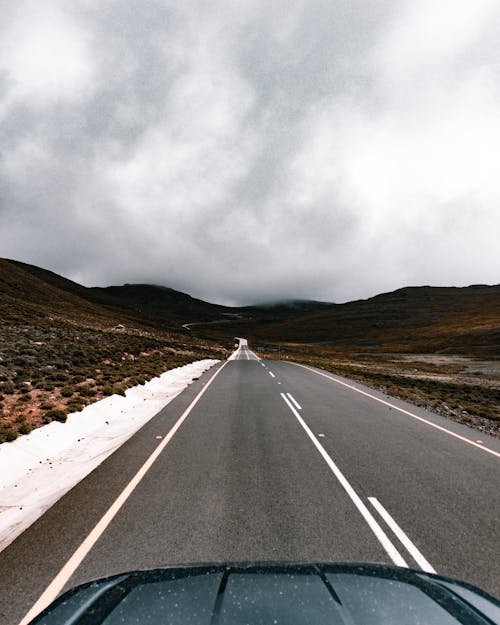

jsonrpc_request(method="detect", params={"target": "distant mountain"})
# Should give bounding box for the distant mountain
[89,283,228,323]
[243,299,334,312]
[243,285,500,357]
[2,259,498,356]
[1,259,228,328]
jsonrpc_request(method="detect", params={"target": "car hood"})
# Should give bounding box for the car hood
[31,561,500,625]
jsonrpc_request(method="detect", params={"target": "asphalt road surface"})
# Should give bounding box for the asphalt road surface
[1,346,499,624]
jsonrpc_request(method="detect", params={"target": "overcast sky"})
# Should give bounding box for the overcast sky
[1,0,499,305]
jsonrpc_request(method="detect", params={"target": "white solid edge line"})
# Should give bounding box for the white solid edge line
[280,393,408,568]
[269,372,276,378]
[18,360,230,625]
[289,363,500,459]
[286,393,302,410]
[368,497,436,574]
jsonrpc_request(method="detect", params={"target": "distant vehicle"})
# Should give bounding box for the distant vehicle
[29,561,500,624]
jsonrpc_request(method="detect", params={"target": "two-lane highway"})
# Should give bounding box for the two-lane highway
[1,348,499,624]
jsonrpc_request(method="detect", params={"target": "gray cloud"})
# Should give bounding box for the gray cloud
[1,0,499,305]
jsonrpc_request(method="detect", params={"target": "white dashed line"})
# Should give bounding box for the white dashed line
[286,393,302,410]
[280,393,408,568]
[368,497,436,573]
[289,363,500,459]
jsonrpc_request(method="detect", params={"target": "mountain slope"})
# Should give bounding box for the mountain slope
[2,258,499,356]
[244,285,500,356]
[2,259,228,327]
[0,259,118,325]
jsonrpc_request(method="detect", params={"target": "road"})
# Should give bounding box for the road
[1,344,499,624]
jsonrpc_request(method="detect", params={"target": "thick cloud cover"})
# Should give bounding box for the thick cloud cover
[1,0,499,305]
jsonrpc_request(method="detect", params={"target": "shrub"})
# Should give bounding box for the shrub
[2,382,15,394]
[78,386,96,397]
[18,424,31,435]
[44,409,67,423]
[0,428,18,442]
[40,401,54,410]
[67,400,85,412]
[60,386,74,398]
[50,372,68,382]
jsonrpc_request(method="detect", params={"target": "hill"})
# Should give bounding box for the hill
[0,259,230,443]
[211,285,500,358]
[3,259,499,356]
[3,259,229,328]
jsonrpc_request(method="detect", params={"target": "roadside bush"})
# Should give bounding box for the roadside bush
[0,427,18,443]
[44,409,67,423]
[78,386,96,397]
[18,424,32,435]
[67,399,85,412]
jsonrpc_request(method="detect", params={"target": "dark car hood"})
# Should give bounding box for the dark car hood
[31,561,500,625]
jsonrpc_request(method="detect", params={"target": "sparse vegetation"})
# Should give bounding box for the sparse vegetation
[0,258,229,442]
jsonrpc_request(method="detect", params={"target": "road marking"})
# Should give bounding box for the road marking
[280,393,408,568]
[18,360,230,625]
[269,372,276,378]
[286,393,302,410]
[368,497,436,573]
[289,363,500,459]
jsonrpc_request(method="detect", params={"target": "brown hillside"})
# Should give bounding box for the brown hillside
[0,259,119,325]
[238,286,500,357]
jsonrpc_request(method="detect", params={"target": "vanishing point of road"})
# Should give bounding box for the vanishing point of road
[1,340,499,624]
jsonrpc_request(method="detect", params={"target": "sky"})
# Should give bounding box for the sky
[1,0,499,306]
